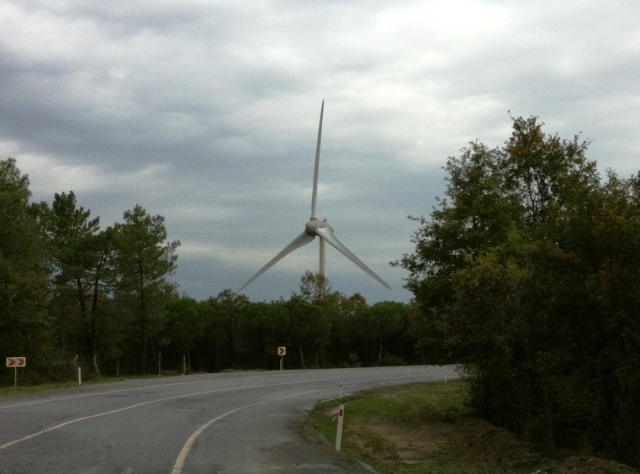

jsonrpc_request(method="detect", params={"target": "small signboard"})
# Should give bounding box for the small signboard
[6,357,26,368]
[277,347,286,356]
[6,357,26,387]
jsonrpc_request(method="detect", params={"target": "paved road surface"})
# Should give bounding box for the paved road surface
[0,365,456,473]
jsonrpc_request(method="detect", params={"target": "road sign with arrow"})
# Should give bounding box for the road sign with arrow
[6,357,26,387]
[6,357,26,368]
[277,347,286,370]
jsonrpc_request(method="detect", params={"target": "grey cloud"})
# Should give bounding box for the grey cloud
[3,0,640,303]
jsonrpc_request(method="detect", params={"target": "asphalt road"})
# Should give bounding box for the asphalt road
[0,365,456,474]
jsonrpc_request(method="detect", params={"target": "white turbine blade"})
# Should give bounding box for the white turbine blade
[310,100,324,219]
[238,232,315,292]
[315,226,391,290]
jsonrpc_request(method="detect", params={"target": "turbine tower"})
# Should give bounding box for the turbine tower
[238,100,390,292]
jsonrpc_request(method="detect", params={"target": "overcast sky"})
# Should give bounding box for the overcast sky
[2,1,639,304]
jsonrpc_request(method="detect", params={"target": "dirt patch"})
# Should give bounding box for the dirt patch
[324,411,637,474]
[557,457,638,474]
[346,415,544,472]
[304,382,638,474]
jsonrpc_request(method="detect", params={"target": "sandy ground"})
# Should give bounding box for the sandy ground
[316,409,638,474]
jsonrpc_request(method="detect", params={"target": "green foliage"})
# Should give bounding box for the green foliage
[1,160,183,381]
[39,191,108,365]
[1,160,420,385]
[112,205,180,374]
[0,159,53,380]
[398,117,640,467]
[203,289,249,369]
[162,296,207,370]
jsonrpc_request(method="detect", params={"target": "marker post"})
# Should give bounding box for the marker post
[335,404,345,451]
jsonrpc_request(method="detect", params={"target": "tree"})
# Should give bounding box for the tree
[205,290,249,369]
[397,117,640,466]
[367,301,408,365]
[0,159,53,379]
[237,301,283,369]
[294,272,340,367]
[398,142,518,314]
[297,270,331,303]
[331,292,368,366]
[282,295,320,368]
[112,205,180,374]
[162,296,206,372]
[40,191,107,369]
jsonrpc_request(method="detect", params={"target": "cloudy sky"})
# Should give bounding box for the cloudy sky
[2,1,639,304]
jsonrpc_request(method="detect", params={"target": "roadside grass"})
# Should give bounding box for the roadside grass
[342,381,468,424]
[305,381,499,474]
[303,381,638,474]
[0,376,141,398]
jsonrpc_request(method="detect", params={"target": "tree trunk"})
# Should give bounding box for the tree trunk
[92,353,101,376]
[76,277,91,353]
[298,345,306,369]
[140,273,147,374]
[89,259,105,357]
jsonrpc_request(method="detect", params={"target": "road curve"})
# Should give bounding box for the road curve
[0,365,456,473]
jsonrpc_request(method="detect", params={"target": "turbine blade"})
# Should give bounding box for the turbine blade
[238,232,315,292]
[310,100,324,219]
[315,226,391,290]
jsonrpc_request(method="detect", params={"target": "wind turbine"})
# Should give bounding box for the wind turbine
[238,100,391,293]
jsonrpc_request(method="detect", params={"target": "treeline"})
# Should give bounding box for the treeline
[1,158,181,381]
[397,117,640,467]
[159,279,418,373]
[0,157,419,384]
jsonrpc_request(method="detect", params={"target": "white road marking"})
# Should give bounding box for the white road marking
[171,390,320,474]
[0,376,265,410]
[0,380,324,450]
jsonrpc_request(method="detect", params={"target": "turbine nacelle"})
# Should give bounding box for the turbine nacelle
[305,217,332,236]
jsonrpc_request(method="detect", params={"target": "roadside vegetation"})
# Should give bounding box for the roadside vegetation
[395,117,640,468]
[0,376,134,398]
[304,382,638,474]
[1,157,420,385]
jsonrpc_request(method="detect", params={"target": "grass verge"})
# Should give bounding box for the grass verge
[302,381,638,474]
[0,376,139,398]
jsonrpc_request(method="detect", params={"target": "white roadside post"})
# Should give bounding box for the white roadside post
[335,404,345,451]
[78,366,82,385]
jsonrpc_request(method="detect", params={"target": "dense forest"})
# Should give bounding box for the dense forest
[0,161,419,384]
[397,116,640,467]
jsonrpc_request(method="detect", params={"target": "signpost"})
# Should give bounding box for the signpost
[277,347,286,370]
[6,357,26,387]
